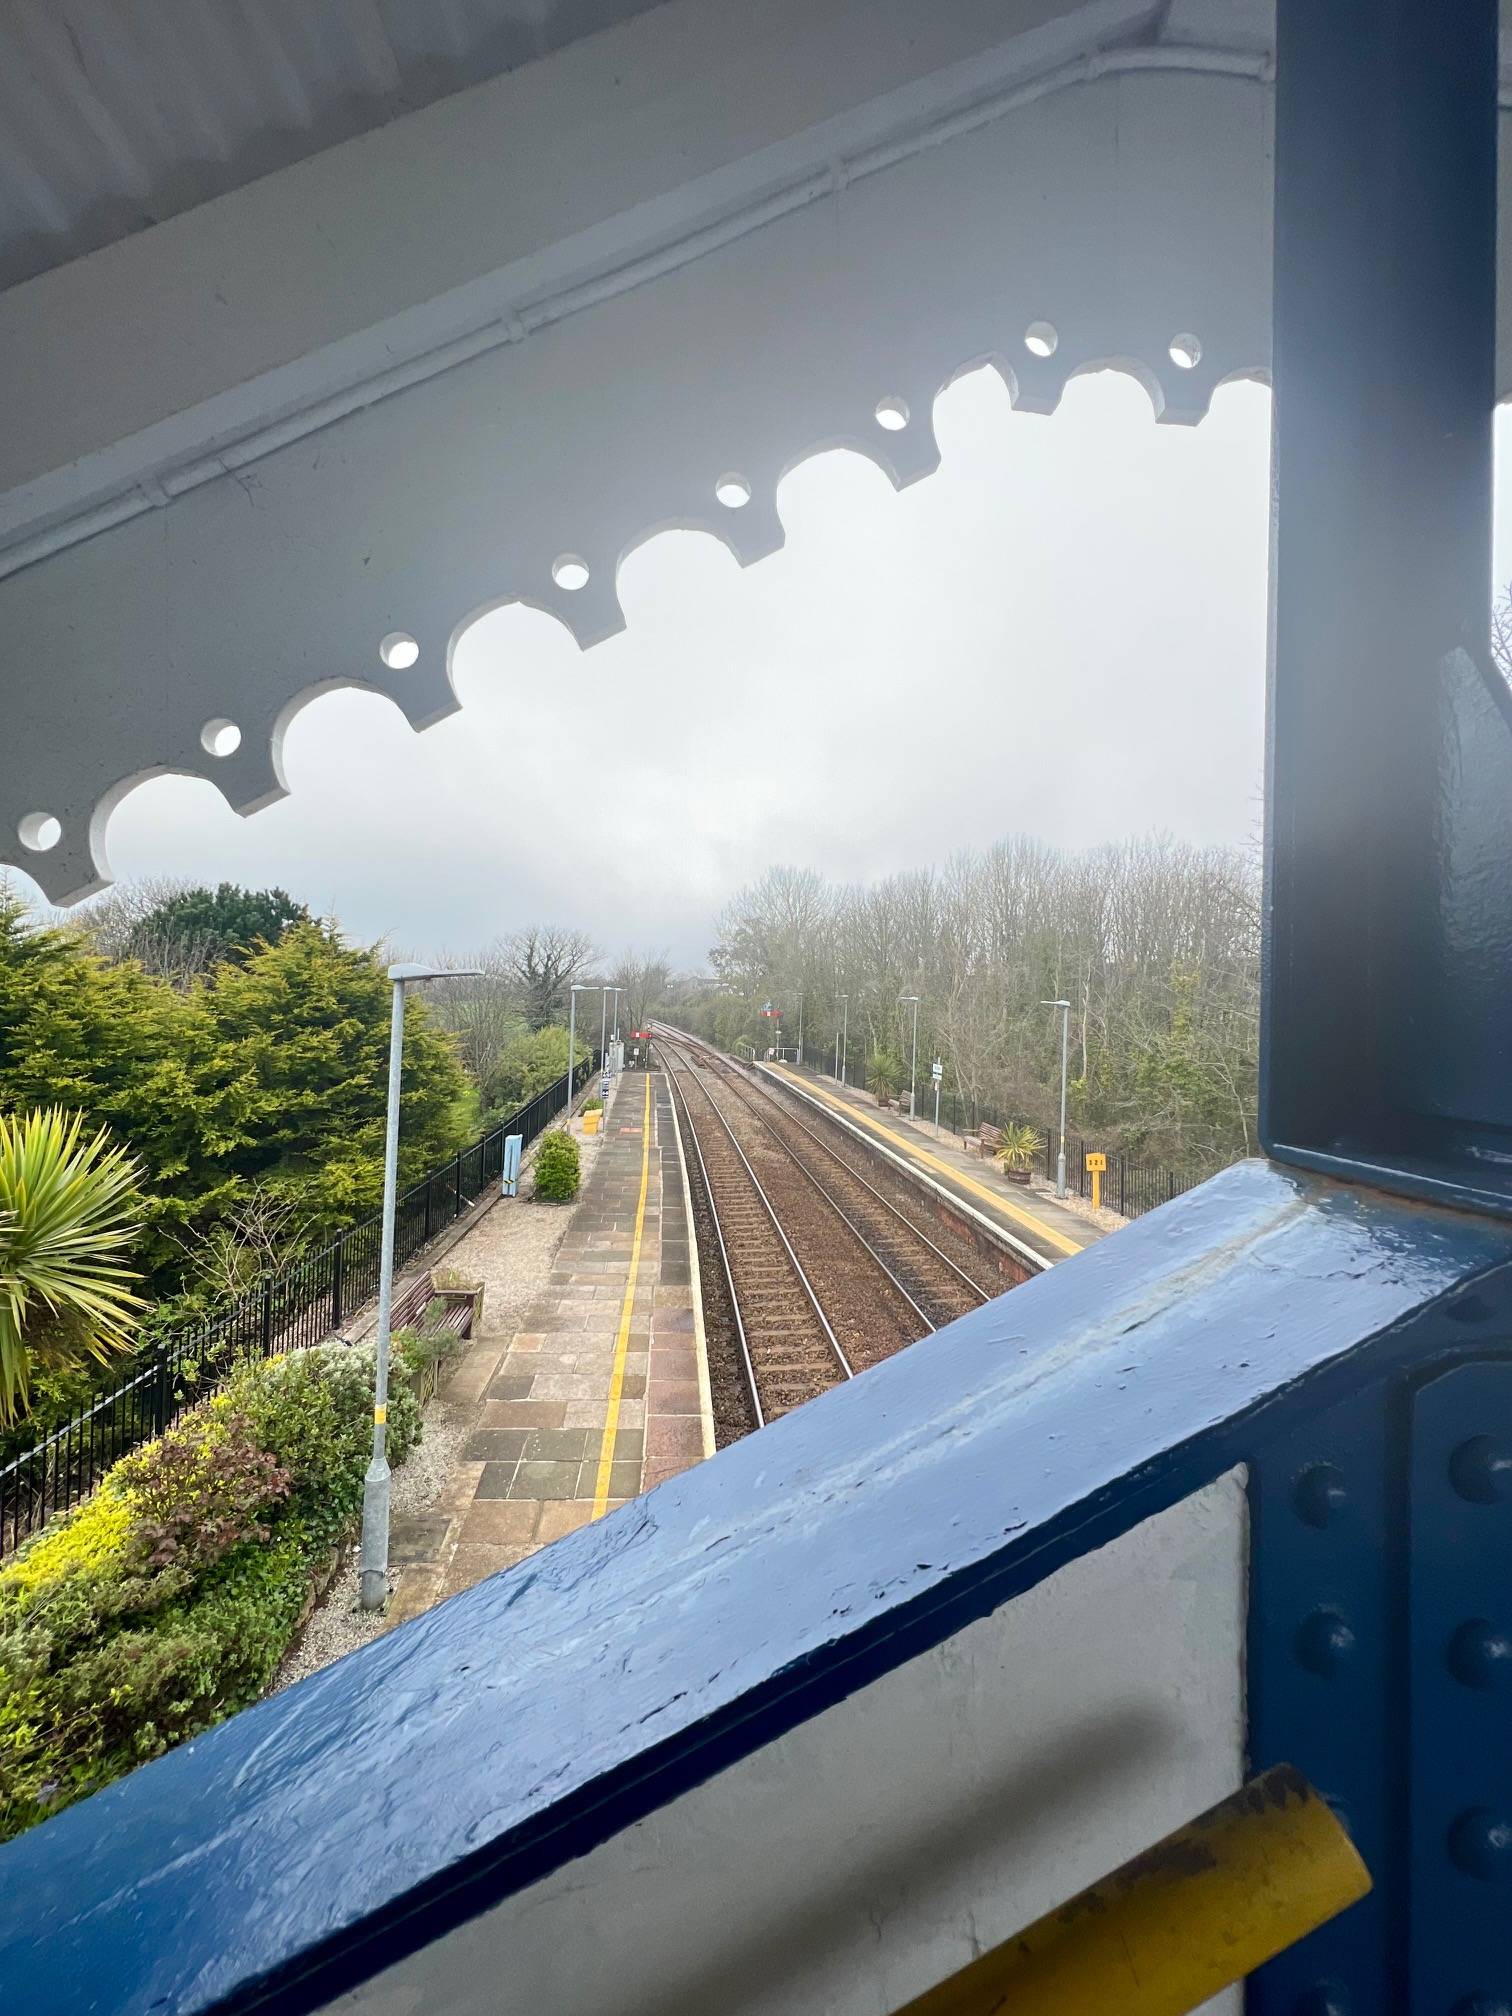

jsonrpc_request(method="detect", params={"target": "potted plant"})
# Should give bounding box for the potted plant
[995,1122,1044,1186]
[866,1050,902,1108]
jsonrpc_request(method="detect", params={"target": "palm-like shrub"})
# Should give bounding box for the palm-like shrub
[866,1050,903,1106]
[0,1109,144,1427]
[995,1121,1045,1173]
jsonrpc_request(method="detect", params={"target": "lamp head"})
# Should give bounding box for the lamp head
[388,962,484,983]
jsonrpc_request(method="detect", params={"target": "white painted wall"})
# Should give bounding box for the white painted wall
[331,1472,1247,2016]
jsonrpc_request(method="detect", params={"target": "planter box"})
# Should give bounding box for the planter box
[1001,1166,1033,1186]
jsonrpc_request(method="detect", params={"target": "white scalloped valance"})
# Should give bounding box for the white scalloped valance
[1,39,1287,901]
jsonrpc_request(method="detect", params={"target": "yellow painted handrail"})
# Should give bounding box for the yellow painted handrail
[892,1765,1370,2016]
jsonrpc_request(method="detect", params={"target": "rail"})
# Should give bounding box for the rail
[0,1051,601,1555]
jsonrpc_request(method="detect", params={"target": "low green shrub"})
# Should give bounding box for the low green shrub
[0,1340,417,1843]
[534,1128,581,1202]
[582,1096,604,1113]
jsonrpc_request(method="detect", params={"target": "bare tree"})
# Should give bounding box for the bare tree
[425,948,525,1090]
[501,925,598,1028]
[1492,581,1512,684]
[694,834,1260,1170]
[183,1187,315,1305]
[71,877,218,989]
[611,950,673,1034]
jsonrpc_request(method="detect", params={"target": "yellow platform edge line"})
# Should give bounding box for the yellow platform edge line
[592,1072,653,1517]
[893,1764,1370,2016]
[769,1065,1085,1257]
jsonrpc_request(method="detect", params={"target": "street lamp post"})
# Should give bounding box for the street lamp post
[1043,998,1071,1199]
[835,992,848,1084]
[361,960,482,1612]
[609,987,623,1050]
[900,995,920,1119]
[567,982,594,1107]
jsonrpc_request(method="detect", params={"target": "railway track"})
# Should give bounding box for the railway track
[661,1036,852,1425]
[688,1043,994,1325]
[658,1030,992,1432]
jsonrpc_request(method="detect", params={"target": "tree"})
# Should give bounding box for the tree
[200,923,468,1226]
[479,1025,588,1126]
[695,834,1260,1171]
[502,926,597,1028]
[424,950,528,1093]
[0,891,228,1285]
[1493,581,1512,686]
[0,894,471,1306]
[0,1109,145,1426]
[610,950,673,1034]
[79,880,309,988]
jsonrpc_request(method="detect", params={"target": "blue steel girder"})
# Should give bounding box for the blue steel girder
[1265,0,1512,1216]
[1249,1349,1512,2016]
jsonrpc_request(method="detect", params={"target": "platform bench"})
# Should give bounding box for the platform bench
[389,1270,482,1400]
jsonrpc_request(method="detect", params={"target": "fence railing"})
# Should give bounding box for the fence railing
[788,1041,1218,1223]
[0,1053,600,1558]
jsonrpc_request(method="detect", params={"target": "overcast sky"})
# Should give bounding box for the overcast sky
[21,369,1512,968]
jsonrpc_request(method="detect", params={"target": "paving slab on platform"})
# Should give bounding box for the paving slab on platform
[389,1070,712,1622]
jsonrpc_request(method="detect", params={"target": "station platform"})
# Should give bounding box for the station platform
[764,1062,1103,1265]
[388,1069,714,1620]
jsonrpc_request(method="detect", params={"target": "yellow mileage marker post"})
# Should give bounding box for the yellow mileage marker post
[1085,1150,1107,1211]
[892,1765,1370,2016]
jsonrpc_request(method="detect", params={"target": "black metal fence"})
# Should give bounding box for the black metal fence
[791,1043,1214,1223]
[0,1053,599,1558]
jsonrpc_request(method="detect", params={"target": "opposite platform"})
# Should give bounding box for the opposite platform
[765,1062,1101,1265]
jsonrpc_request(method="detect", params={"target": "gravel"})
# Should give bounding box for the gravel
[270,1145,598,1690]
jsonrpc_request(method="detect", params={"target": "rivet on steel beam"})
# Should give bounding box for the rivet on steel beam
[1294,1606,1356,1676]
[1449,1437,1512,1505]
[1447,1618,1512,1691]
[1292,1462,1347,1527]
[1447,1807,1512,1881]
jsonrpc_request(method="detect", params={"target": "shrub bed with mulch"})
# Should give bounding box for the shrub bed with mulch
[0,1341,420,1844]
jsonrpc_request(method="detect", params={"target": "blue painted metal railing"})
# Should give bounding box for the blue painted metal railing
[0,1051,600,1555]
[2,1159,1509,2013]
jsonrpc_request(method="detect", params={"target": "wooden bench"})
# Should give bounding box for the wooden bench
[391,1269,479,1340]
[970,1122,1004,1159]
[388,1269,482,1403]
